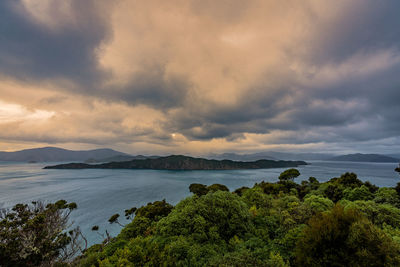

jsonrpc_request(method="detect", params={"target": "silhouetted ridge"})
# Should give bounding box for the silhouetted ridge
[44,155,307,170]
[329,153,399,163]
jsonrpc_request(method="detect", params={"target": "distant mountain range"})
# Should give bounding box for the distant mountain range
[1,147,398,164]
[208,151,334,161]
[387,154,400,160]
[329,153,399,163]
[208,152,277,161]
[209,151,400,163]
[0,147,128,162]
[84,155,159,163]
[44,155,307,170]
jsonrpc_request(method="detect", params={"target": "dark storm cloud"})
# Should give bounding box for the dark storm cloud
[162,0,400,146]
[109,69,190,109]
[301,1,400,64]
[1,0,400,154]
[0,0,111,84]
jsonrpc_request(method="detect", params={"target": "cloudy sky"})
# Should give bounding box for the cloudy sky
[0,0,399,155]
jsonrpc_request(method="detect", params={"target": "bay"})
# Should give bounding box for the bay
[0,160,399,245]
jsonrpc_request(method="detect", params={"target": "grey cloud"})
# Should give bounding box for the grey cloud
[0,0,111,84]
[164,0,400,146]
[110,69,190,110]
[2,0,400,154]
[302,1,400,65]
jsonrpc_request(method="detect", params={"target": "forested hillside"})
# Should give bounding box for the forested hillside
[76,168,400,266]
[2,168,400,266]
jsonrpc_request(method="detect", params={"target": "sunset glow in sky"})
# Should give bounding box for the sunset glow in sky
[1,0,399,154]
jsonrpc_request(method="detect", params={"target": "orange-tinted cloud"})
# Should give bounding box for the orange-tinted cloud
[1,0,400,154]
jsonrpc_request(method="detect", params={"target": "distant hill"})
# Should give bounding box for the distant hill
[329,153,400,163]
[208,151,334,161]
[44,155,307,170]
[84,155,159,163]
[0,147,129,162]
[387,154,400,160]
[265,152,335,161]
[208,152,276,161]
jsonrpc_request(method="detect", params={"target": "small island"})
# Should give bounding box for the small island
[44,155,307,170]
[329,153,399,163]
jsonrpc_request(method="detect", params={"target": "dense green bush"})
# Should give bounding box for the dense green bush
[78,170,400,266]
[5,169,400,266]
[295,205,400,266]
[189,183,230,196]
[0,200,83,267]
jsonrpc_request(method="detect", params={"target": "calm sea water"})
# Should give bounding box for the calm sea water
[0,161,399,245]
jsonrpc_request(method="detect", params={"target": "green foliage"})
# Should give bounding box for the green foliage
[119,200,173,240]
[0,200,83,267]
[157,191,251,242]
[395,182,400,196]
[279,169,300,182]
[118,216,152,240]
[207,183,229,192]
[333,172,363,188]
[374,188,400,207]
[295,205,400,266]
[135,199,173,220]
[298,177,320,199]
[259,181,285,195]
[108,213,120,224]
[343,185,374,201]
[343,200,400,229]
[234,186,250,196]
[303,194,334,213]
[189,183,230,196]
[241,187,272,209]
[124,207,137,220]
[79,172,400,266]
[277,180,298,194]
[189,183,209,196]
[364,181,379,193]
[323,184,344,202]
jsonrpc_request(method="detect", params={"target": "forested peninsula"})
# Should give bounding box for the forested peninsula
[43,155,307,170]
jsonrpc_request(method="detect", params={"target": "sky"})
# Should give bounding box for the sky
[0,0,400,155]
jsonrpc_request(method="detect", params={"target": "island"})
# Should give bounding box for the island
[43,155,307,170]
[329,153,399,163]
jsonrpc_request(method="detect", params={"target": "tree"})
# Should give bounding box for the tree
[334,172,363,188]
[343,185,374,201]
[395,164,400,197]
[233,186,249,196]
[0,200,85,267]
[135,199,173,220]
[189,183,209,196]
[207,184,229,193]
[279,169,300,182]
[373,188,400,208]
[124,207,137,220]
[295,205,400,266]
[395,182,400,197]
[109,213,124,227]
[323,184,344,203]
[157,191,251,242]
[189,183,230,196]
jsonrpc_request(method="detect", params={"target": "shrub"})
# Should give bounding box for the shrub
[279,169,300,182]
[295,205,400,266]
[343,185,374,201]
[0,200,84,267]
[157,191,251,242]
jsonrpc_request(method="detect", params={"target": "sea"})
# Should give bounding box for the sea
[0,160,399,245]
